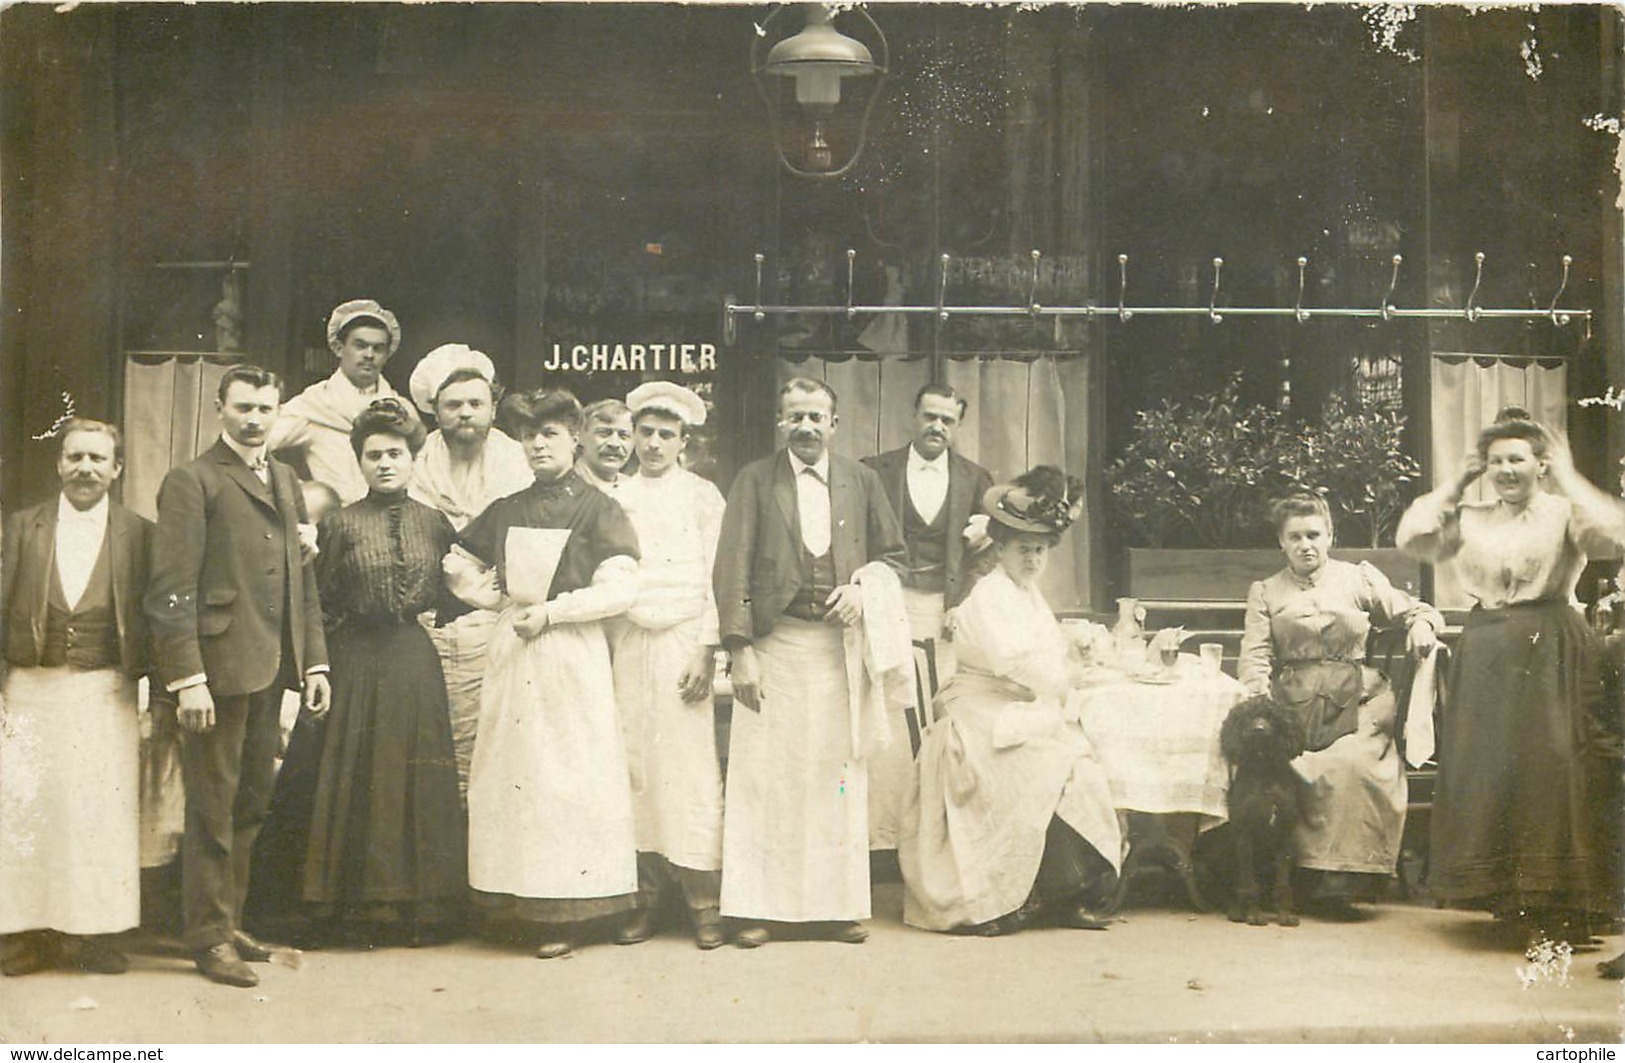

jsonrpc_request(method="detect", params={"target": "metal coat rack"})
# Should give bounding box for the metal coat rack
[721,250,1593,345]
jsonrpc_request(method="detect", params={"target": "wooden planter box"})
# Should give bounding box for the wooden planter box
[1126,547,1422,603]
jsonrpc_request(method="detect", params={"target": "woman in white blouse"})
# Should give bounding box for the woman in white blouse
[899,466,1122,935]
[1398,407,1625,944]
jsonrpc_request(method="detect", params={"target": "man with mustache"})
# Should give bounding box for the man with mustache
[862,383,994,849]
[406,344,533,801]
[268,299,405,504]
[146,366,330,987]
[1,420,154,978]
[575,399,634,494]
[714,377,906,947]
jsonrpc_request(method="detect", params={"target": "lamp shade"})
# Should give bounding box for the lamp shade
[762,5,877,109]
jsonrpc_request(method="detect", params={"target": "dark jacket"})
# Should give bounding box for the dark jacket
[2,497,154,675]
[863,445,994,608]
[144,438,328,696]
[714,449,905,646]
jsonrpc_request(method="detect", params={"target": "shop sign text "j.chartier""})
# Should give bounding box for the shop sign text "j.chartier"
[542,342,718,374]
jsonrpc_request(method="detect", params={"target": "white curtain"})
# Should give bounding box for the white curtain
[1428,354,1568,609]
[122,356,232,521]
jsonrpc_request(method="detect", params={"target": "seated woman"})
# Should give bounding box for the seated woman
[899,466,1122,935]
[299,398,468,944]
[1239,493,1442,912]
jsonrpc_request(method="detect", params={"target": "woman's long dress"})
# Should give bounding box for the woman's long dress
[454,471,642,924]
[898,567,1122,931]
[299,492,467,922]
[1399,488,1625,916]
[1239,559,1442,877]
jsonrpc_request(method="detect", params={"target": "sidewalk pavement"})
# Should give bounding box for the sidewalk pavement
[2,885,1620,1044]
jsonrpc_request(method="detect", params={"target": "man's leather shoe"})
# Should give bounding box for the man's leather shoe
[828,921,868,944]
[614,909,657,946]
[232,930,275,962]
[733,925,770,949]
[1060,904,1112,931]
[694,908,726,951]
[1,932,60,976]
[535,940,573,959]
[195,943,258,987]
[69,937,129,974]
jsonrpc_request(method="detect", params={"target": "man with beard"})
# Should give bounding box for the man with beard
[575,399,633,493]
[269,299,406,504]
[862,383,994,849]
[406,344,533,800]
[1,420,154,977]
[146,366,330,987]
[714,377,906,948]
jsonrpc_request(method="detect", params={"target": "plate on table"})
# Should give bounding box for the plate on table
[1131,670,1179,685]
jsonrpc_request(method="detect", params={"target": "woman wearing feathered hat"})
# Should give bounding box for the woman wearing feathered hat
[898,466,1122,935]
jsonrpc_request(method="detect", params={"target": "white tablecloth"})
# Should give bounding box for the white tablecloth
[1069,656,1243,825]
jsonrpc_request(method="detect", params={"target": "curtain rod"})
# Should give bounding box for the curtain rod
[722,250,1594,343]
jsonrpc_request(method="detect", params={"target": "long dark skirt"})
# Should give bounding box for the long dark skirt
[302,622,467,921]
[1430,601,1622,917]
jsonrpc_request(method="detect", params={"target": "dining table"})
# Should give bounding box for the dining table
[1067,652,1246,912]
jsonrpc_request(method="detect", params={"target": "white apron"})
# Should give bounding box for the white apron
[466,613,637,900]
[0,666,140,934]
[611,616,723,870]
[720,618,870,922]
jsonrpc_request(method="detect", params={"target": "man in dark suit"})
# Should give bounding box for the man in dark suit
[861,383,995,846]
[1,420,153,978]
[146,365,330,988]
[713,377,905,948]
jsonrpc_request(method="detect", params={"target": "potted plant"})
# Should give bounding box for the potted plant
[1106,374,1423,601]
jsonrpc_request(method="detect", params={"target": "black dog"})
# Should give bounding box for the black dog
[1219,694,1307,927]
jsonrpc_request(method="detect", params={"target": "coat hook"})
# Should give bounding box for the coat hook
[1117,254,1132,322]
[846,249,857,320]
[1464,251,1485,323]
[1209,257,1224,324]
[1294,256,1310,322]
[1380,254,1402,322]
[1548,253,1573,327]
[938,253,951,322]
[753,253,766,322]
[1028,249,1042,317]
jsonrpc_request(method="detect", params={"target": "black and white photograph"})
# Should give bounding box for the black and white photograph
[0,0,1622,1045]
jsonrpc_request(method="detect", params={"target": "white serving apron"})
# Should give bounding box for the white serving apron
[466,613,637,900]
[0,666,140,934]
[611,614,724,871]
[720,617,870,922]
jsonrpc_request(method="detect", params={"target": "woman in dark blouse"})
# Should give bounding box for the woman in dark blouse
[299,398,467,944]
[444,388,641,959]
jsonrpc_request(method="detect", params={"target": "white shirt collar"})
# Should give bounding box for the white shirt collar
[57,492,109,526]
[221,433,267,470]
[908,445,949,473]
[330,367,381,401]
[789,450,830,481]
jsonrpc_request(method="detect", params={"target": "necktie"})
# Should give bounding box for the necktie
[798,466,831,557]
